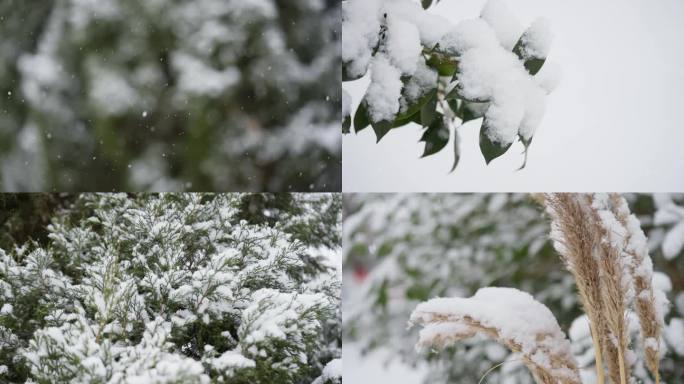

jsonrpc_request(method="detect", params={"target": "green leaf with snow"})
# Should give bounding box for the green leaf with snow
[420,90,438,127]
[354,101,371,133]
[427,54,457,77]
[372,119,394,142]
[459,101,486,123]
[420,114,449,157]
[395,88,435,121]
[512,28,547,76]
[479,121,513,164]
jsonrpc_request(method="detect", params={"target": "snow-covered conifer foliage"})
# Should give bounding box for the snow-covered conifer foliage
[342,0,559,170]
[343,194,684,384]
[0,193,342,383]
[0,0,340,191]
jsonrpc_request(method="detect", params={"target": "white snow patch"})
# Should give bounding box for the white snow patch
[480,0,523,50]
[365,56,403,123]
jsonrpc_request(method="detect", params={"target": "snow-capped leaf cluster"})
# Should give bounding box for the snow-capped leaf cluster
[0,0,341,191]
[342,0,559,169]
[0,193,341,383]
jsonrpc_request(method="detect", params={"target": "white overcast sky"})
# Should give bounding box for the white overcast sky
[343,0,684,192]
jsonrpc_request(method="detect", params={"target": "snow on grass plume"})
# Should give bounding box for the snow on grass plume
[410,287,581,384]
[542,193,668,384]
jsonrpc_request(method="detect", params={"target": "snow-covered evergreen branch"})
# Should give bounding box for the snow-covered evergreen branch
[0,193,341,383]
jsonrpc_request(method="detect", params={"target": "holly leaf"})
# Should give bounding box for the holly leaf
[524,58,545,76]
[395,89,435,121]
[512,35,546,76]
[421,0,433,9]
[353,101,370,132]
[420,114,449,157]
[479,120,513,164]
[427,54,457,77]
[372,119,393,142]
[459,101,486,123]
[420,90,438,127]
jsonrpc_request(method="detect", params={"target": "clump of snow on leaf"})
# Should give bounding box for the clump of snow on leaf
[480,0,523,50]
[366,56,403,122]
[341,0,382,77]
[519,18,553,60]
[344,0,555,148]
[440,18,550,144]
[386,17,422,75]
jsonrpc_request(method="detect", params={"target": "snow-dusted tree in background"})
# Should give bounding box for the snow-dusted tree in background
[343,194,684,384]
[0,193,342,383]
[342,0,559,170]
[0,0,340,192]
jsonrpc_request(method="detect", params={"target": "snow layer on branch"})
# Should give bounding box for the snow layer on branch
[366,56,403,122]
[211,350,256,373]
[6,194,340,383]
[341,0,382,77]
[653,194,684,259]
[383,1,452,48]
[666,318,684,356]
[401,60,438,108]
[240,289,327,345]
[342,0,450,78]
[662,221,684,260]
[312,358,342,384]
[172,52,240,97]
[480,0,523,51]
[440,19,549,144]
[386,17,422,75]
[88,65,140,116]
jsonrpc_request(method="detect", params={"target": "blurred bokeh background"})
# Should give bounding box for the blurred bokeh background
[343,194,684,383]
[0,0,341,192]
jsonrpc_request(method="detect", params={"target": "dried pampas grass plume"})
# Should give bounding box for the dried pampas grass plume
[541,193,614,384]
[588,193,633,384]
[609,194,665,384]
[409,287,581,384]
[542,193,664,384]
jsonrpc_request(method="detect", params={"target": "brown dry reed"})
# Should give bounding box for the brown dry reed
[542,193,663,384]
[412,312,581,384]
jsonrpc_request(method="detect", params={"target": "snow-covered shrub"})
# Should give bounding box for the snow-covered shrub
[343,194,684,384]
[0,193,341,383]
[0,1,340,191]
[342,0,559,170]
